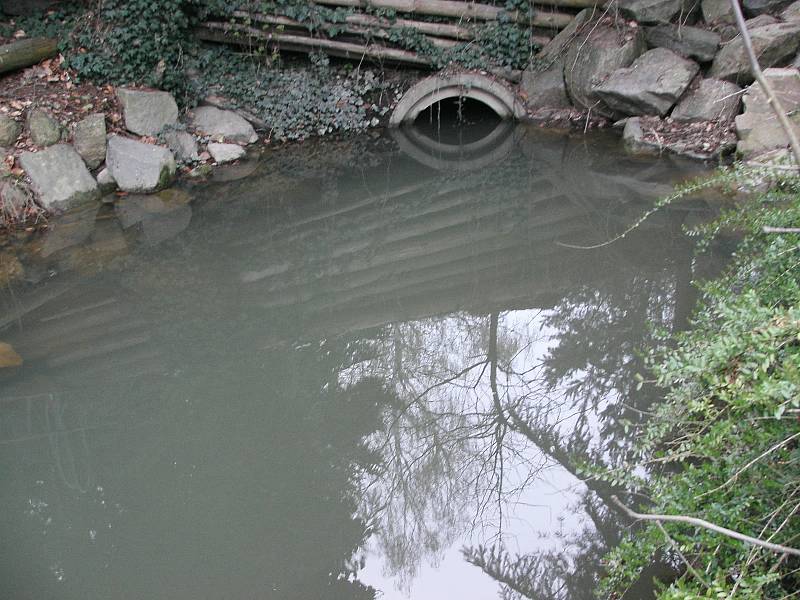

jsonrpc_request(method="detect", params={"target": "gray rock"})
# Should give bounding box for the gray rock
[0,182,31,217]
[106,136,176,193]
[644,25,721,62]
[164,130,199,162]
[19,144,100,211]
[743,0,794,15]
[521,62,571,109]
[618,0,683,23]
[595,48,700,117]
[746,15,778,28]
[711,22,800,83]
[702,0,735,23]
[117,88,179,136]
[96,167,117,194]
[190,106,258,144]
[736,67,800,157]
[207,142,246,164]
[671,78,743,122]
[27,108,61,147]
[622,116,661,154]
[73,113,106,170]
[0,114,21,147]
[782,0,800,21]
[564,25,647,116]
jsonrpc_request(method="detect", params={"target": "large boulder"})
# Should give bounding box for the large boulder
[521,64,571,109]
[27,108,61,147]
[0,114,21,147]
[73,113,106,170]
[537,7,592,64]
[702,0,735,23]
[105,135,176,193]
[618,0,684,23]
[117,88,179,137]
[783,0,800,21]
[710,22,800,83]
[190,106,258,144]
[564,25,646,116]
[735,67,800,157]
[743,0,794,15]
[164,130,199,162]
[671,78,743,121]
[595,48,699,117]
[19,144,100,210]
[644,25,721,62]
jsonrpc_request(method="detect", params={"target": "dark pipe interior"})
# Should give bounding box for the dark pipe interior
[413,96,503,145]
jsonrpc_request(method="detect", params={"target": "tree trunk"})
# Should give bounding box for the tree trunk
[0,37,59,75]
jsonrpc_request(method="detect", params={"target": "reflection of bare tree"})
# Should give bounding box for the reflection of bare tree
[344,252,688,596]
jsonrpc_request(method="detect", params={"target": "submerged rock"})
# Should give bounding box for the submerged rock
[118,88,179,137]
[564,25,646,116]
[711,22,800,83]
[207,142,246,164]
[671,78,742,122]
[644,25,721,62]
[736,67,800,157]
[19,144,100,210]
[106,136,176,193]
[0,342,22,368]
[27,108,61,147]
[96,167,117,194]
[595,48,699,117]
[73,113,107,170]
[0,114,21,147]
[190,106,258,144]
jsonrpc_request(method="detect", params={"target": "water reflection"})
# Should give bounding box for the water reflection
[0,125,726,599]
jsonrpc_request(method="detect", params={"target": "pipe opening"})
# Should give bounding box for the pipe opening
[413,96,503,145]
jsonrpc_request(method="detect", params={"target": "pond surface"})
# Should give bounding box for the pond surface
[0,124,728,599]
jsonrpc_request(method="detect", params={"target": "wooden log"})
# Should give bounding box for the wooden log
[312,0,577,27]
[232,10,552,49]
[0,37,58,75]
[234,11,461,48]
[198,23,433,66]
[235,9,475,40]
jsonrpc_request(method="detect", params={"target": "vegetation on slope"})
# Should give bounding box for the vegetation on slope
[600,165,800,599]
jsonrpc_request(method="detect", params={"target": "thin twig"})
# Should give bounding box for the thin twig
[656,521,710,589]
[611,495,800,557]
[763,226,800,234]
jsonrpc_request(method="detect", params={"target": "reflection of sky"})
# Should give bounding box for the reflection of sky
[349,309,608,599]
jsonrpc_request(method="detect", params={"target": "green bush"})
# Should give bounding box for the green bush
[600,166,800,598]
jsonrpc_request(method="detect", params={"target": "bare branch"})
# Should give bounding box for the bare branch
[611,495,800,557]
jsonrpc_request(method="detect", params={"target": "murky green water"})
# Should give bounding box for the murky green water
[0,124,728,599]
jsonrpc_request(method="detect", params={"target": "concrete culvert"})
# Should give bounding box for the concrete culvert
[389,72,526,126]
